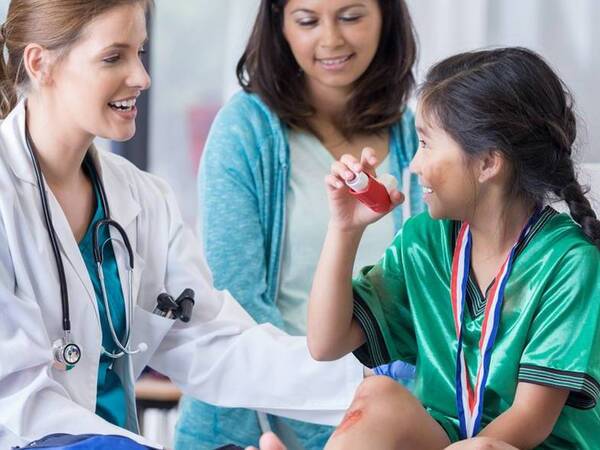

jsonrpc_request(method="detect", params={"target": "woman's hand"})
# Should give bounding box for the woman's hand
[245,432,286,450]
[325,147,404,232]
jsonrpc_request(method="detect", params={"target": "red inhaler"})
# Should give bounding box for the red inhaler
[345,171,394,213]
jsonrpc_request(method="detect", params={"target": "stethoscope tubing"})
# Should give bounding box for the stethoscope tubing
[25,122,139,361]
[97,238,137,358]
[26,126,72,333]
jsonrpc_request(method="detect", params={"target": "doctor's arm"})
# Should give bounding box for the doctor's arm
[146,181,363,426]
[0,221,159,448]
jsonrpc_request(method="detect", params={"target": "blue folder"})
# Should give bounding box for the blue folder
[13,433,157,449]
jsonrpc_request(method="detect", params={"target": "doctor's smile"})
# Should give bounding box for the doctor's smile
[108,96,138,115]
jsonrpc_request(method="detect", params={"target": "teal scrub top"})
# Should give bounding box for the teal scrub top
[78,161,127,427]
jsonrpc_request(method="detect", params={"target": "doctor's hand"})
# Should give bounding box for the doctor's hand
[245,432,286,450]
[373,360,416,380]
[326,147,404,232]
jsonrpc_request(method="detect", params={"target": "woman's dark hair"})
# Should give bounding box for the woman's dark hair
[237,0,417,138]
[419,47,600,248]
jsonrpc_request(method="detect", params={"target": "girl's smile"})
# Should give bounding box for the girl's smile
[410,104,478,221]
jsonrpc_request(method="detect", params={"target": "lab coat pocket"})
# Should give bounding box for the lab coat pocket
[130,304,175,376]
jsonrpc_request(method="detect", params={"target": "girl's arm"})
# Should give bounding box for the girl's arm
[477,382,569,449]
[307,149,404,361]
[307,223,366,361]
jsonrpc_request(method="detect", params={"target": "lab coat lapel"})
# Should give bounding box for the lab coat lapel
[46,192,100,320]
[2,100,144,328]
[0,100,100,319]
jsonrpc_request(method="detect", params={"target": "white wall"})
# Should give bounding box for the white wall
[405,0,600,165]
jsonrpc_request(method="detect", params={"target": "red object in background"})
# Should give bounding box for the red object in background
[187,104,220,172]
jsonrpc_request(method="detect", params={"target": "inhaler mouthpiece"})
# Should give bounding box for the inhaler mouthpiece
[346,171,369,192]
[345,171,397,213]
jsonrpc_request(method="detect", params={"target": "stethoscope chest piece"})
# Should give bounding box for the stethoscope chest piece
[52,335,82,371]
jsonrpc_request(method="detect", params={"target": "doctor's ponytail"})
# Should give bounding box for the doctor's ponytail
[0,22,18,119]
[0,0,153,120]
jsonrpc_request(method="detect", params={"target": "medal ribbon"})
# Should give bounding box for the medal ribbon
[451,211,540,438]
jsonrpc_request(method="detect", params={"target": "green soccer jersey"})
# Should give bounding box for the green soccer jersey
[352,207,600,449]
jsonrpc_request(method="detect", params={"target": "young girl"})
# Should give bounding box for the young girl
[176,0,423,448]
[308,47,600,449]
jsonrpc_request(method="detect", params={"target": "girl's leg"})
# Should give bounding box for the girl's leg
[445,437,520,450]
[325,376,451,450]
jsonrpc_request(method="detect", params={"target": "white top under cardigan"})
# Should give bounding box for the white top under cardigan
[278,129,395,335]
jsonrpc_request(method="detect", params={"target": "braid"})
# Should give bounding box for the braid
[554,157,600,249]
[543,100,600,248]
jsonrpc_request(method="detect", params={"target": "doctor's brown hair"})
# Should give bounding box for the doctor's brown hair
[0,0,152,119]
[419,47,600,248]
[237,0,417,138]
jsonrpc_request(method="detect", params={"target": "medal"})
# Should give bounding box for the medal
[451,211,540,438]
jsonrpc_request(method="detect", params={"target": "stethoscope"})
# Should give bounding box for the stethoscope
[25,125,147,371]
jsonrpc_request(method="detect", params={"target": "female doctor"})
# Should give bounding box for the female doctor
[0,0,364,448]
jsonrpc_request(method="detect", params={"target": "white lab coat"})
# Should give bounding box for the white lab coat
[0,100,362,449]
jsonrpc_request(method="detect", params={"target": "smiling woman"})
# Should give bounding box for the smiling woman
[239,0,416,139]
[0,0,151,121]
[0,0,153,433]
[175,0,424,449]
[43,4,151,142]
[0,0,151,241]
[280,0,385,134]
[0,1,369,448]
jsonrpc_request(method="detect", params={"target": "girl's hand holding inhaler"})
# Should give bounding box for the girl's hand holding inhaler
[325,147,404,232]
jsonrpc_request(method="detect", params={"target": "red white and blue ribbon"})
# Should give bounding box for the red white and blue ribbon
[451,211,540,438]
